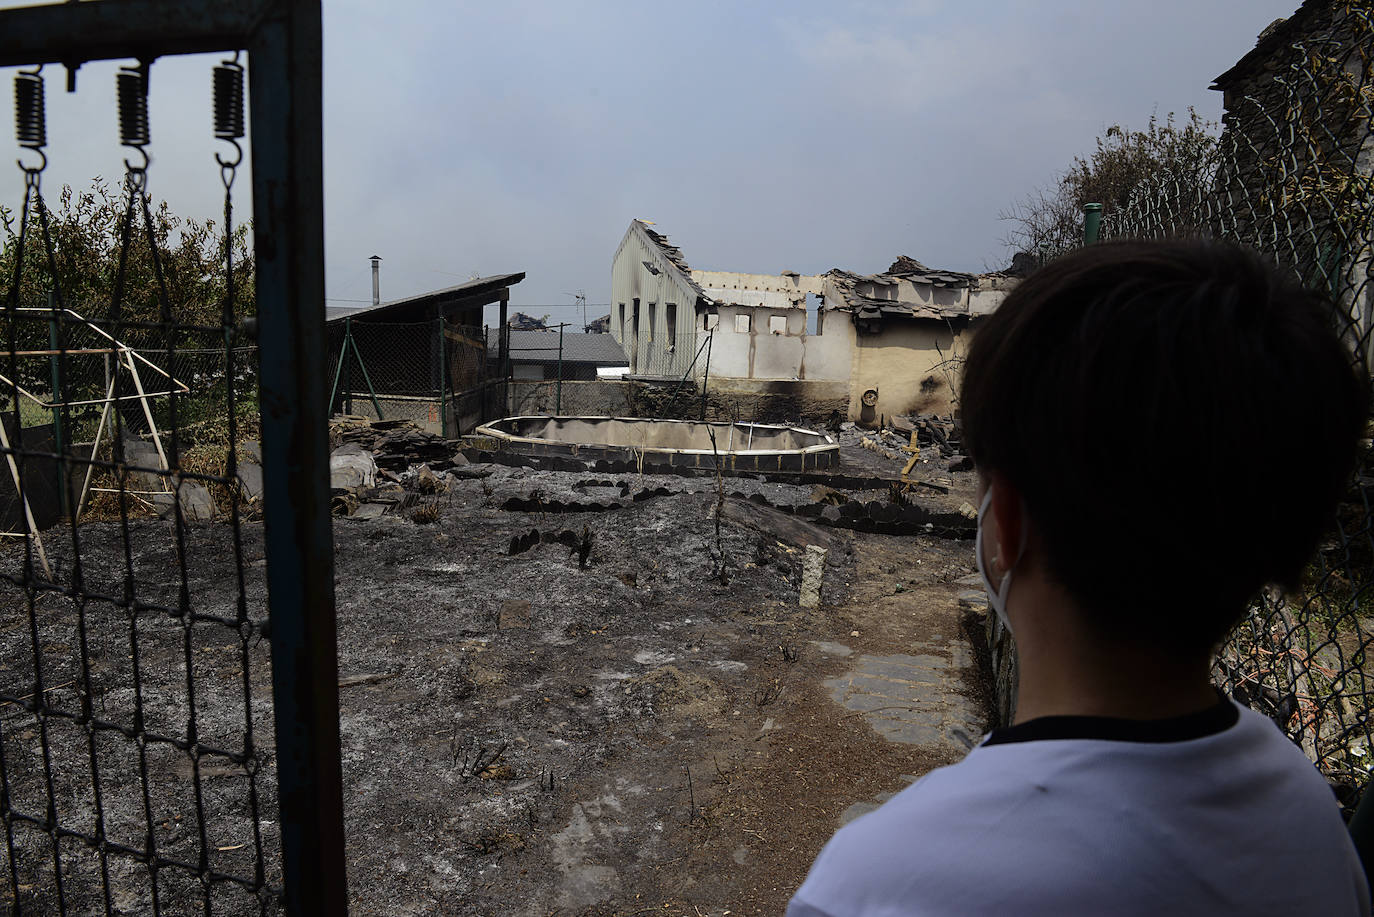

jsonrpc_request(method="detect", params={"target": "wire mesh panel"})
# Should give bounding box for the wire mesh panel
[0,3,344,911]
[326,320,443,428]
[1098,7,1374,808]
[2,268,278,915]
[444,322,496,434]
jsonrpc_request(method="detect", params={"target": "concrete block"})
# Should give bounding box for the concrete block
[154,481,214,522]
[330,443,377,492]
[834,692,914,714]
[844,673,924,699]
[237,461,264,502]
[859,655,945,682]
[799,544,827,608]
[957,590,988,613]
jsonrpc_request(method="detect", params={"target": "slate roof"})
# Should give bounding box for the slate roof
[883,255,980,286]
[494,329,628,366]
[1212,1,1328,89]
[825,265,977,323]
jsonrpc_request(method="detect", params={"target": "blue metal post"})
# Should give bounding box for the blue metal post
[248,2,348,913]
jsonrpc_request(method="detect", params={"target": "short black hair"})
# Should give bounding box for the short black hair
[961,239,1369,651]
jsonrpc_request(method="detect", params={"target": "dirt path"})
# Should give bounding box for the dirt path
[605,532,987,916]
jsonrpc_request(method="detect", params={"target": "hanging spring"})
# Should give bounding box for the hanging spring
[14,69,45,150]
[213,57,244,142]
[213,54,245,174]
[117,64,150,160]
[14,68,47,172]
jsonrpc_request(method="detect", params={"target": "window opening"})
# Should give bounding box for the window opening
[807,293,823,335]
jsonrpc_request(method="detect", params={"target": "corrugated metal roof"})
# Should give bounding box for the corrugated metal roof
[328,272,525,324]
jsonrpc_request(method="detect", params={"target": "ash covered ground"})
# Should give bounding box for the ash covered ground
[0,430,989,916]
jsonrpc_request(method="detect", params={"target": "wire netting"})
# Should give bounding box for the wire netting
[325,319,501,434]
[1,63,280,914]
[445,323,502,434]
[622,333,682,380]
[325,319,438,428]
[1097,6,1374,809]
[0,310,278,914]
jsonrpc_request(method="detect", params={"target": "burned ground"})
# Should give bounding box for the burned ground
[0,444,987,915]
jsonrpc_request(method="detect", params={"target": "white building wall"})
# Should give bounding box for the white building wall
[692,302,853,383]
[676,269,850,384]
[610,224,702,377]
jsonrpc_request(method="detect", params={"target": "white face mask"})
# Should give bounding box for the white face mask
[975,487,1023,634]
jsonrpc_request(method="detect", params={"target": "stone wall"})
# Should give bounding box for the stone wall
[984,612,1017,727]
[698,379,850,426]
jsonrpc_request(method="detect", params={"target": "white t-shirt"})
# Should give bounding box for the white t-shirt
[789,698,1369,916]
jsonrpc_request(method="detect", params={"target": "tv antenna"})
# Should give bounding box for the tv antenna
[565,290,587,329]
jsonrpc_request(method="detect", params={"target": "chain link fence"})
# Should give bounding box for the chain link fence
[327,319,640,428]
[325,320,439,428]
[623,334,687,380]
[326,319,501,435]
[1050,9,1374,809]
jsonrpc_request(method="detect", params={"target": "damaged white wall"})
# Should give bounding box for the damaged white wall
[833,273,1015,419]
[689,267,1015,419]
[690,270,851,385]
[610,222,703,378]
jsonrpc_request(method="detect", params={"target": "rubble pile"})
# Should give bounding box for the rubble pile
[328,416,472,520]
[836,413,970,475]
[332,416,464,472]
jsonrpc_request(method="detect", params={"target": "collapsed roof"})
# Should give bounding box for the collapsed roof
[634,220,715,307]
[823,256,1010,324]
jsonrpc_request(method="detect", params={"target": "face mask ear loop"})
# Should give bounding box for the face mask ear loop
[977,490,1029,578]
[977,488,1030,634]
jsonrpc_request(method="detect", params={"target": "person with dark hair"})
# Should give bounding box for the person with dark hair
[788,239,1371,916]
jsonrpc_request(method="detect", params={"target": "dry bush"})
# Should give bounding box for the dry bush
[410,502,441,525]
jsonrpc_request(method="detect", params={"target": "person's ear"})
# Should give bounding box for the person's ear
[987,473,1026,575]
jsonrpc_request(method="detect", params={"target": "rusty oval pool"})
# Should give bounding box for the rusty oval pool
[474,415,840,472]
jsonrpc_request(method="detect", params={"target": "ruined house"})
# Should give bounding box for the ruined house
[609,220,715,379]
[610,220,1015,421]
[508,311,551,331]
[1210,0,1373,354]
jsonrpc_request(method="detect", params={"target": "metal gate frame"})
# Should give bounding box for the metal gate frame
[0,2,345,913]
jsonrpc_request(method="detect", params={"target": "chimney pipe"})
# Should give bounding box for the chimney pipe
[370,255,382,306]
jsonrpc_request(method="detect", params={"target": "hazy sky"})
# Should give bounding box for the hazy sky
[1,0,1299,327]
